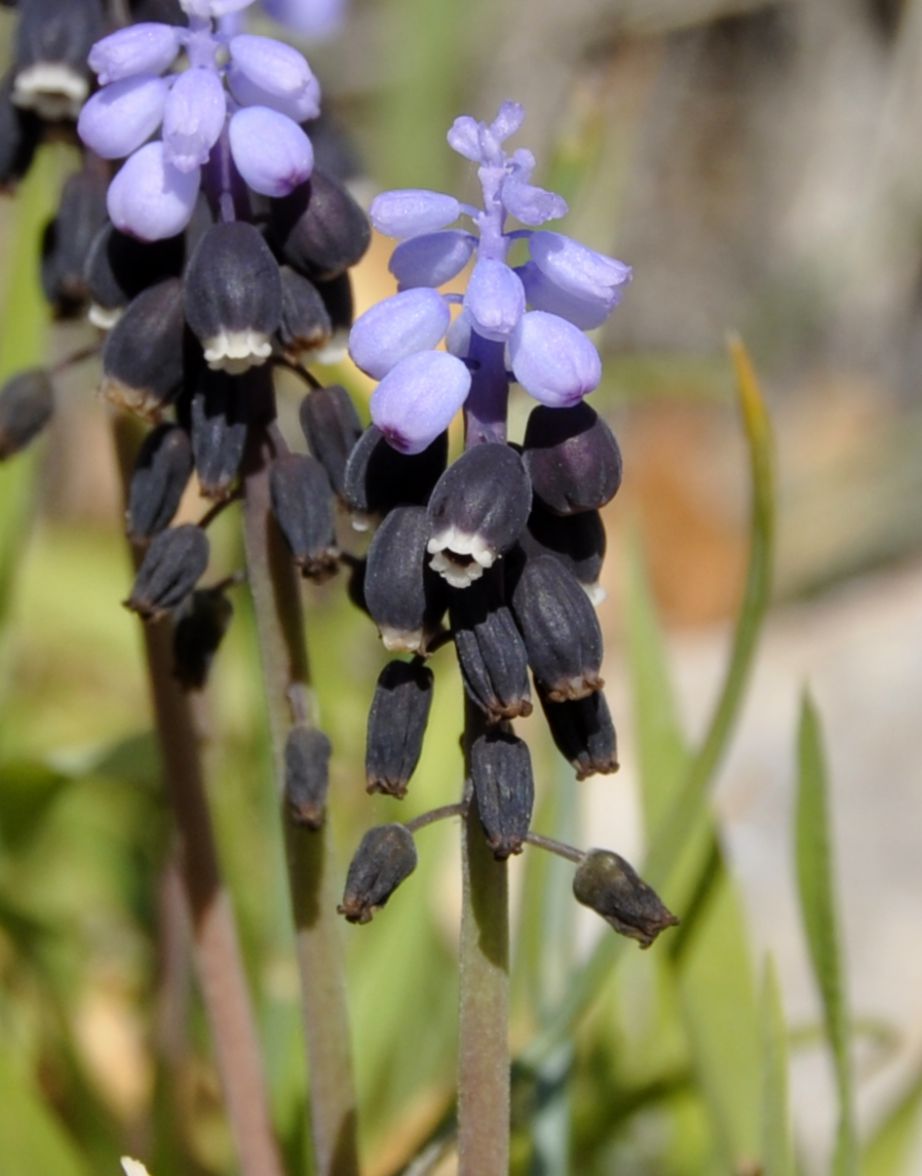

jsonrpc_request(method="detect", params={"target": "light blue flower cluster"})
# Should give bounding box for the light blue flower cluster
[78,0,320,241]
[348,102,632,455]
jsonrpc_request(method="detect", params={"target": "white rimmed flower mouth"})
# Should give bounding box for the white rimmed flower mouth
[13,64,88,120]
[203,329,273,374]
[427,526,496,588]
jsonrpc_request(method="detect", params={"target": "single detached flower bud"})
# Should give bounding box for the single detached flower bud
[0,368,54,459]
[298,384,362,500]
[538,687,619,780]
[269,452,338,581]
[126,422,193,540]
[450,574,532,724]
[338,824,417,924]
[522,402,622,515]
[277,266,332,361]
[343,425,447,529]
[365,659,434,798]
[41,164,109,317]
[572,850,678,948]
[183,222,282,374]
[84,222,187,328]
[363,505,445,653]
[510,553,603,701]
[100,277,189,420]
[284,725,332,830]
[188,368,249,501]
[126,523,209,621]
[471,726,534,859]
[427,443,532,588]
[172,586,234,690]
[269,168,371,280]
[520,504,606,603]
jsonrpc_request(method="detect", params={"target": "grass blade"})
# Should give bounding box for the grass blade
[760,956,795,1176]
[862,1068,922,1176]
[795,693,858,1176]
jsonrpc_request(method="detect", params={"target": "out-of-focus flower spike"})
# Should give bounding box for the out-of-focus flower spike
[180,0,254,16]
[370,189,461,239]
[41,164,109,318]
[227,34,321,122]
[370,351,470,456]
[12,0,103,120]
[284,726,332,829]
[162,67,226,173]
[228,105,313,198]
[349,288,451,379]
[77,75,170,161]
[0,369,54,460]
[389,230,475,291]
[107,141,201,241]
[509,310,601,407]
[88,23,184,85]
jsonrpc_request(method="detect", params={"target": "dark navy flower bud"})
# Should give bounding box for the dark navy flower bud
[0,73,40,188]
[0,368,54,459]
[520,504,606,603]
[427,443,532,588]
[298,384,362,500]
[12,0,103,120]
[84,223,187,329]
[284,725,332,830]
[343,425,447,529]
[471,726,534,859]
[41,165,109,318]
[100,278,189,420]
[450,573,532,724]
[172,586,233,690]
[338,824,417,924]
[269,168,371,281]
[313,270,354,361]
[510,553,603,701]
[183,222,282,374]
[126,524,209,621]
[126,422,193,540]
[522,402,622,515]
[573,850,678,948]
[364,505,445,653]
[277,266,332,361]
[538,687,619,780]
[189,368,248,501]
[269,452,339,581]
[365,658,434,798]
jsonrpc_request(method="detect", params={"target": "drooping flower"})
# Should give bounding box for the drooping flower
[347,102,632,451]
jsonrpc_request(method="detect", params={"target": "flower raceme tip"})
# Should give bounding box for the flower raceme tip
[347,102,632,452]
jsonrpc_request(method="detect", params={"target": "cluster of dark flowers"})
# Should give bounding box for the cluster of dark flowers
[0,1,676,952]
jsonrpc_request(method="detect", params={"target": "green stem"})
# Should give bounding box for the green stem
[113,416,284,1176]
[241,402,358,1176]
[457,702,510,1174]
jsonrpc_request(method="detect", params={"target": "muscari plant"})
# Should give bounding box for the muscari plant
[6,1,912,1175]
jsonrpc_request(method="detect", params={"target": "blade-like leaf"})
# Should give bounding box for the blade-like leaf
[795,693,858,1176]
[862,1067,922,1176]
[760,956,795,1176]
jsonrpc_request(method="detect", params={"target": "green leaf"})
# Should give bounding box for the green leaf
[0,1051,91,1176]
[0,759,72,851]
[760,956,795,1176]
[795,693,858,1176]
[863,1067,922,1176]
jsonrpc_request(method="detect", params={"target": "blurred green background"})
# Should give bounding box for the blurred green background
[2,0,921,1173]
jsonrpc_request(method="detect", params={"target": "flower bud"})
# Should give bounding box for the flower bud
[0,368,54,460]
[537,687,619,780]
[343,425,447,528]
[364,505,445,653]
[349,288,451,380]
[520,504,606,602]
[450,573,531,723]
[284,725,332,830]
[471,727,534,859]
[269,452,338,581]
[88,22,183,85]
[126,422,193,540]
[338,824,417,924]
[41,164,109,317]
[183,222,282,373]
[188,368,248,501]
[126,524,209,621]
[298,384,362,500]
[12,0,103,120]
[522,402,622,515]
[365,659,434,798]
[100,277,189,420]
[269,168,370,280]
[228,105,314,198]
[389,230,475,291]
[172,586,233,690]
[427,443,531,588]
[278,266,332,361]
[572,850,678,948]
[510,553,603,701]
[509,311,601,407]
[370,189,460,239]
[370,350,471,456]
[84,222,187,328]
